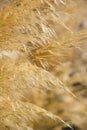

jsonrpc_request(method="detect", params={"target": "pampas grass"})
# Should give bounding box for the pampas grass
[0,0,87,130]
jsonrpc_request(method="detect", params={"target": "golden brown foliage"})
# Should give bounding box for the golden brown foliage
[0,0,87,130]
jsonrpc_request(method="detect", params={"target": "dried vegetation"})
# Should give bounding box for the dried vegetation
[0,0,87,130]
